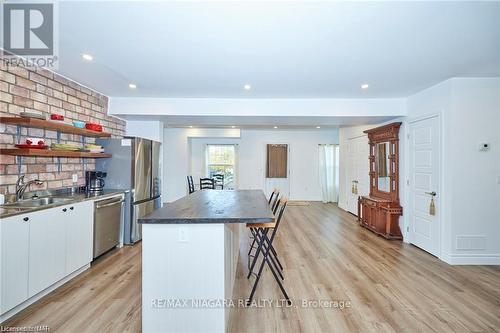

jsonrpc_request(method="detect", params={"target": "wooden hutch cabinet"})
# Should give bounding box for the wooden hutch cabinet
[358,122,403,239]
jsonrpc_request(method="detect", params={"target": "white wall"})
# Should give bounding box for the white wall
[164,128,339,203]
[447,78,500,264]
[125,120,164,142]
[163,128,190,202]
[406,77,500,264]
[236,129,338,201]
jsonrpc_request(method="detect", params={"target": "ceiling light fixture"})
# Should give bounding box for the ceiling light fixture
[316,126,321,129]
[273,126,278,129]
[361,83,369,90]
[189,125,193,128]
[128,83,137,89]
[231,126,236,128]
[82,54,93,61]
[244,84,251,91]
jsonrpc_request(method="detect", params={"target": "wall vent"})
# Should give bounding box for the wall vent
[456,236,487,250]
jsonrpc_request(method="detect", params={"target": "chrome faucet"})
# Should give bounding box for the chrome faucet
[15,175,43,201]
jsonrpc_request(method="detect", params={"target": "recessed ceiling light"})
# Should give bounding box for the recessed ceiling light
[128,83,137,89]
[244,84,251,91]
[231,126,236,128]
[316,126,321,129]
[361,84,369,90]
[82,54,93,61]
[189,125,193,128]
[273,126,278,129]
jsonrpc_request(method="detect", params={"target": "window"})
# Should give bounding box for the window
[206,145,236,189]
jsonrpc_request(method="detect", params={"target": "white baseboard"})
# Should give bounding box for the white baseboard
[440,253,500,265]
[0,264,90,323]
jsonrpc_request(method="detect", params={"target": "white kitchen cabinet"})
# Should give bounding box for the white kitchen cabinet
[1,197,98,319]
[28,206,68,297]
[0,214,30,313]
[65,201,94,274]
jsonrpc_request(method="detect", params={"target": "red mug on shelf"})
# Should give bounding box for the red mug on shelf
[50,114,64,121]
[85,123,103,132]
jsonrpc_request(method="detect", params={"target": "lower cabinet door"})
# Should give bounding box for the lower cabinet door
[65,201,94,274]
[1,214,30,314]
[28,207,67,297]
[369,206,378,228]
[376,210,388,235]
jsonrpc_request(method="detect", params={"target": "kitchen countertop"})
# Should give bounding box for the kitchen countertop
[139,189,274,224]
[0,189,126,219]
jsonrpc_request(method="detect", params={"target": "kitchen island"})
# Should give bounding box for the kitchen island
[139,190,274,333]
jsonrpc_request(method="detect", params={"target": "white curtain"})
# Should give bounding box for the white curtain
[318,144,339,203]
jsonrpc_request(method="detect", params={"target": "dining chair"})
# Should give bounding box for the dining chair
[200,178,215,190]
[268,188,277,204]
[187,176,195,194]
[212,174,224,189]
[246,198,289,305]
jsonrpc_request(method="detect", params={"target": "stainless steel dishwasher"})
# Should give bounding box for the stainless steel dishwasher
[93,196,123,258]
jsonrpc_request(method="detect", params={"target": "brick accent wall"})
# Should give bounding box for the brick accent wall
[0,63,126,195]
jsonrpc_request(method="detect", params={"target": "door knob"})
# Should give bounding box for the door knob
[425,191,437,196]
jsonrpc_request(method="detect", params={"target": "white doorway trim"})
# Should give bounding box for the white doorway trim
[345,134,369,215]
[407,113,443,258]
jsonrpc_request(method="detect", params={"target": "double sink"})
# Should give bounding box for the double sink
[3,197,73,208]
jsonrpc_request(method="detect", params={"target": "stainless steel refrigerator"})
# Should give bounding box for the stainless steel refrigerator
[96,137,161,244]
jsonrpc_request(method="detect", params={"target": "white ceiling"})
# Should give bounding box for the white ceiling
[55,1,500,98]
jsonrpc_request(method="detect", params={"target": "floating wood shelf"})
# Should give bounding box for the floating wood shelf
[0,148,112,158]
[0,117,112,138]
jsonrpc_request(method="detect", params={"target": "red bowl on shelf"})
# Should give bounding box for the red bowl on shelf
[85,123,103,132]
[50,114,64,121]
[26,139,45,146]
[15,144,49,149]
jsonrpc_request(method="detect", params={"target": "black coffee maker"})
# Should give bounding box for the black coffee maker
[85,171,107,194]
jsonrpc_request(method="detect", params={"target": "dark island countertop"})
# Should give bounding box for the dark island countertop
[139,190,275,224]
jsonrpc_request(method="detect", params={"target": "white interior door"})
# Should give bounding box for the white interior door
[346,135,369,215]
[409,116,440,256]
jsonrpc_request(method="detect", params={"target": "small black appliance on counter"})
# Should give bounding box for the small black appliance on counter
[85,171,107,194]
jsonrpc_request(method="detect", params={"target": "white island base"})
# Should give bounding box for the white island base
[142,223,241,333]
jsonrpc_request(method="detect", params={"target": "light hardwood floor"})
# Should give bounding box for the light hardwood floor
[4,203,500,332]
